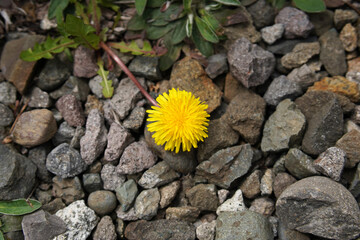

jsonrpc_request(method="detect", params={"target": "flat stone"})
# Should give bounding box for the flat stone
[134,188,160,220]
[261,99,306,153]
[313,147,346,181]
[80,109,107,165]
[227,37,275,88]
[261,23,284,45]
[117,140,157,174]
[25,87,52,108]
[273,172,297,199]
[224,89,266,145]
[73,45,98,78]
[216,189,245,215]
[82,173,102,193]
[276,176,360,240]
[216,210,273,240]
[138,161,180,189]
[166,206,200,222]
[159,181,181,208]
[247,0,276,29]
[0,35,44,94]
[205,53,228,79]
[54,200,99,240]
[0,103,14,127]
[267,39,303,55]
[196,144,254,189]
[334,9,359,30]
[116,179,138,211]
[284,148,319,179]
[281,42,320,69]
[52,176,85,205]
[185,184,218,212]
[0,81,16,105]
[249,197,275,217]
[128,56,162,81]
[0,144,37,200]
[87,190,117,216]
[123,106,146,131]
[46,143,87,178]
[124,219,196,240]
[101,164,126,191]
[169,57,222,113]
[12,109,57,147]
[93,216,117,240]
[50,76,90,102]
[275,7,314,39]
[263,76,302,107]
[240,170,262,199]
[336,129,360,168]
[287,64,317,91]
[319,29,347,76]
[56,94,85,127]
[22,210,67,240]
[339,23,357,52]
[36,57,70,91]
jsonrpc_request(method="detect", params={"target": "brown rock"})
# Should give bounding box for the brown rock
[308,76,360,102]
[347,57,360,73]
[0,35,45,94]
[223,73,244,103]
[336,129,360,168]
[52,176,85,205]
[166,206,200,222]
[12,109,57,147]
[273,172,297,198]
[170,57,222,113]
[339,23,358,52]
[84,95,103,115]
[240,170,262,199]
[185,184,219,211]
[324,0,344,8]
[159,181,181,208]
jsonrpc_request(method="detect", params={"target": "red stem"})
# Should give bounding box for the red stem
[100,42,159,107]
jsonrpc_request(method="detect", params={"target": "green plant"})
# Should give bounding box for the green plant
[0,199,41,239]
[268,0,326,13]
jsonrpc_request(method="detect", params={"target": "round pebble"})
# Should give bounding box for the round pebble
[87,190,117,215]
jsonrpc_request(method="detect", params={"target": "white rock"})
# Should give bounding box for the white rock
[196,220,216,240]
[54,200,99,240]
[216,189,245,215]
[260,168,274,196]
[261,24,284,45]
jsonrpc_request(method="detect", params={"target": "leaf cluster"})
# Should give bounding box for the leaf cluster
[269,0,326,12]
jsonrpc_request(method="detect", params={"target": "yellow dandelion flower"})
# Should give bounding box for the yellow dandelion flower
[147,88,210,153]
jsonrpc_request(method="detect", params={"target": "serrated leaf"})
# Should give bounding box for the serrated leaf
[136,0,147,15]
[159,43,182,71]
[48,0,70,19]
[195,16,219,43]
[127,13,146,31]
[212,0,241,6]
[293,0,326,12]
[109,40,157,56]
[172,18,187,44]
[65,14,100,49]
[192,24,213,57]
[0,199,41,216]
[97,61,114,98]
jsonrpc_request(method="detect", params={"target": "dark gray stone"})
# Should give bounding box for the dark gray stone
[276,176,360,240]
[278,220,311,240]
[50,76,90,102]
[247,0,276,29]
[349,163,360,198]
[82,173,102,193]
[25,86,52,108]
[0,102,14,127]
[28,145,52,182]
[128,56,162,81]
[36,58,70,91]
[116,179,138,212]
[22,210,67,240]
[227,37,275,88]
[267,39,303,55]
[284,148,318,179]
[87,190,118,216]
[309,10,334,36]
[0,81,16,105]
[123,106,146,131]
[52,121,75,146]
[205,53,228,79]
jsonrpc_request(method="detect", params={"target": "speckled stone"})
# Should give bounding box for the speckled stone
[313,147,346,181]
[339,23,358,52]
[336,129,360,168]
[56,94,85,127]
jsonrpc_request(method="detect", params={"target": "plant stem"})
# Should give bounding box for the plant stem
[100,42,159,107]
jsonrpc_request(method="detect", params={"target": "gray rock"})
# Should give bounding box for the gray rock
[128,56,162,81]
[123,106,146,131]
[0,81,16,105]
[139,161,180,189]
[185,184,218,211]
[313,147,346,181]
[261,99,306,153]
[273,172,297,199]
[336,129,360,168]
[110,77,146,120]
[82,173,102,193]
[80,109,107,165]
[334,9,358,30]
[124,219,196,240]
[36,58,70,91]
[224,89,266,145]
[101,164,126,191]
[0,102,14,127]
[319,29,347,76]
[159,181,181,208]
[267,39,303,55]
[104,122,134,162]
[227,37,275,88]
[196,220,216,240]
[205,53,228,79]
[25,87,52,108]
[275,7,314,39]
[46,143,86,178]
[70,126,85,149]
[56,94,85,127]
[278,220,311,240]
[309,10,334,36]
[52,176,85,205]
[50,76,90,102]
[349,163,360,198]
[247,0,276,29]
[196,144,254,189]
[52,121,76,146]
[276,176,360,240]
[88,190,118,216]
[93,216,117,240]
[295,91,344,156]
[54,200,99,240]
[73,45,98,78]
[22,210,66,240]
[135,188,160,220]
[116,206,139,221]
[281,42,320,69]
[28,146,52,182]
[42,198,66,215]
[116,179,138,211]
[216,189,245,215]
[261,23,284,45]
[0,144,37,200]
[117,140,157,174]
[216,210,273,240]
[89,73,119,99]
[284,148,318,179]
[263,76,302,107]
[287,64,317,91]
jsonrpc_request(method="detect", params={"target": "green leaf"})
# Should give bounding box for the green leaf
[0,199,41,216]
[146,23,174,40]
[159,43,182,71]
[98,0,120,12]
[192,24,213,57]
[171,18,187,44]
[271,0,286,9]
[127,14,146,31]
[0,215,23,233]
[194,16,219,43]
[0,231,4,240]
[48,0,70,19]
[97,60,114,98]
[199,9,221,32]
[136,0,147,15]
[293,0,326,12]
[211,0,241,6]
[109,40,157,56]
[65,14,100,49]
[183,0,192,13]
[147,0,166,7]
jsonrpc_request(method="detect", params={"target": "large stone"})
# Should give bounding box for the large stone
[0,35,45,94]
[247,0,276,29]
[12,109,57,147]
[101,164,126,191]
[276,176,360,240]
[25,86,52,108]
[224,89,266,145]
[281,42,320,69]
[336,129,360,168]
[261,99,306,153]
[0,144,37,200]
[196,144,254,189]
[169,57,222,113]
[227,37,275,88]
